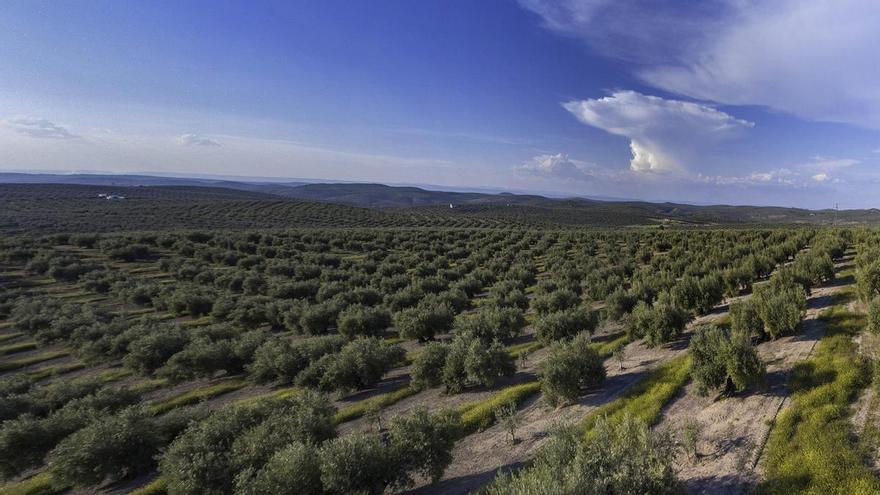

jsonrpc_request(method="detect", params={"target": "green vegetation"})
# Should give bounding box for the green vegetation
[0,351,70,372]
[457,381,542,434]
[760,293,880,493]
[333,384,419,424]
[147,379,248,415]
[580,355,692,437]
[0,215,853,493]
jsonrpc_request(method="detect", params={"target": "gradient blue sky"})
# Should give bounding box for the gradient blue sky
[2,0,879,208]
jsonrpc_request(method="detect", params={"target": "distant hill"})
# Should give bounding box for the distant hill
[2,172,880,230]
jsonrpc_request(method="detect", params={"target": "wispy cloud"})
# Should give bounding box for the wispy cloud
[563,90,753,173]
[4,118,79,139]
[522,0,880,129]
[177,133,221,147]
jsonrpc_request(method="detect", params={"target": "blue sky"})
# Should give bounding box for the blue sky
[1,0,879,208]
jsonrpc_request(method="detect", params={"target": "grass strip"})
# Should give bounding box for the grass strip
[334,384,420,424]
[128,478,167,495]
[0,341,37,356]
[233,385,302,408]
[0,472,67,495]
[579,354,692,438]
[0,350,70,372]
[0,332,24,344]
[147,378,248,415]
[24,362,86,380]
[506,341,543,360]
[457,381,542,435]
[760,296,880,494]
[591,333,629,359]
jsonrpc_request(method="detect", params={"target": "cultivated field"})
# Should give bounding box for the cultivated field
[1,224,878,495]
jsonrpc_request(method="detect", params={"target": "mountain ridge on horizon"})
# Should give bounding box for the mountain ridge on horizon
[0,171,843,211]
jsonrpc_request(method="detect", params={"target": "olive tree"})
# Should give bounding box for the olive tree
[540,333,606,406]
[690,326,764,395]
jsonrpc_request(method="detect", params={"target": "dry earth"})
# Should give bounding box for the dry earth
[654,262,852,495]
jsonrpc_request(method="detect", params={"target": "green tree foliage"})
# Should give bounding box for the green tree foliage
[627,294,690,347]
[248,335,346,384]
[393,302,455,341]
[410,342,449,390]
[535,307,599,344]
[453,305,526,342]
[486,415,680,494]
[729,300,764,339]
[296,338,405,392]
[751,279,806,340]
[540,333,606,406]
[690,326,765,395]
[442,334,514,394]
[161,392,335,495]
[336,304,391,338]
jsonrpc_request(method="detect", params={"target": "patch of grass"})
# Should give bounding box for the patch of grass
[0,472,67,495]
[94,367,133,383]
[334,384,419,424]
[580,354,692,438]
[180,315,215,328]
[147,378,248,415]
[591,333,629,359]
[760,299,880,494]
[128,478,167,495]
[130,377,169,394]
[232,386,302,408]
[0,332,24,343]
[713,313,732,328]
[506,340,543,359]
[25,362,86,380]
[0,350,70,372]
[382,336,407,346]
[458,381,542,435]
[0,341,37,356]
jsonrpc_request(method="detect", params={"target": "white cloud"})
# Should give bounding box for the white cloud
[523,0,880,129]
[562,90,753,173]
[4,118,79,139]
[516,153,603,181]
[177,133,221,147]
[812,173,829,182]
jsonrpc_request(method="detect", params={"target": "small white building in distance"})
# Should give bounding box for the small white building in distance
[97,193,126,200]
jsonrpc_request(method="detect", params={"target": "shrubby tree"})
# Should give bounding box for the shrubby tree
[531,289,580,315]
[47,406,198,487]
[690,326,764,395]
[248,335,346,384]
[336,304,391,338]
[442,334,514,393]
[162,392,335,495]
[751,279,806,340]
[535,307,599,344]
[233,442,322,495]
[410,342,449,390]
[540,333,606,406]
[627,294,689,347]
[393,302,455,341]
[868,299,880,335]
[604,286,637,320]
[486,415,680,494]
[453,305,526,342]
[297,338,405,392]
[729,300,764,339]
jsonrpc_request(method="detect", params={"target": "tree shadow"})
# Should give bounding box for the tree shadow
[402,462,525,495]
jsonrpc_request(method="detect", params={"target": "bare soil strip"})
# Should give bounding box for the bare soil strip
[655,269,850,495]
[401,309,727,495]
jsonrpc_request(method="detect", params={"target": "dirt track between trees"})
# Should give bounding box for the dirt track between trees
[655,261,851,495]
